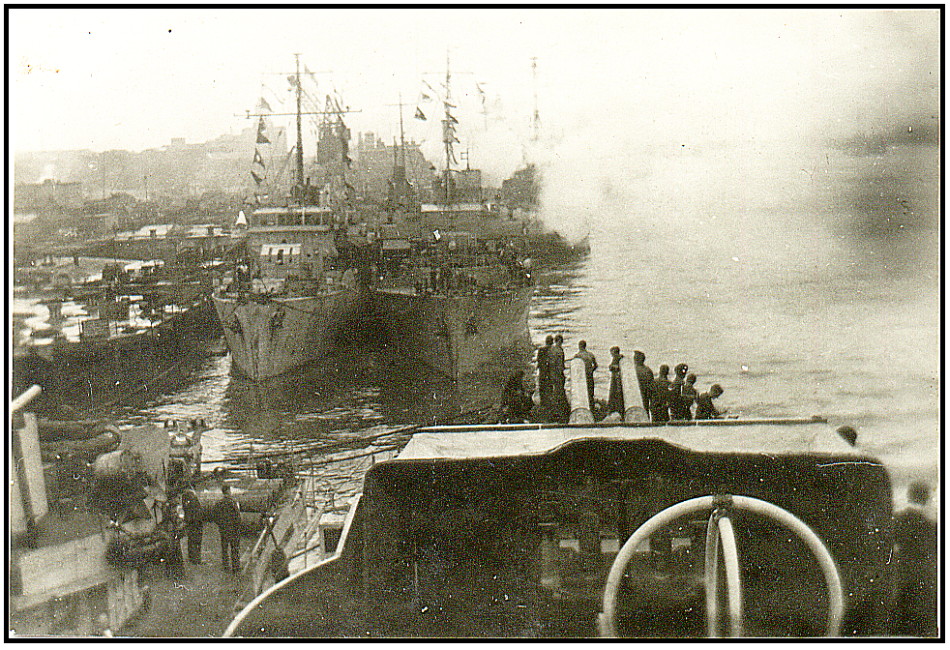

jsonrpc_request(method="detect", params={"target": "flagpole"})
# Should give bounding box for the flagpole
[443,50,452,207]
[398,92,406,168]
[294,53,305,200]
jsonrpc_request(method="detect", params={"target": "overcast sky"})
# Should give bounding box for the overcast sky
[10,7,939,177]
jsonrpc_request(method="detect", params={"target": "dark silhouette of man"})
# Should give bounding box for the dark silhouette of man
[607,347,625,415]
[891,481,937,636]
[181,487,204,564]
[694,384,726,420]
[536,335,554,420]
[549,334,569,423]
[572,340,598,409]
[669,363,690,420]
[211,484,242,573]
[652,364,671,422]
[679,373,698,421]
[633,351,656,414]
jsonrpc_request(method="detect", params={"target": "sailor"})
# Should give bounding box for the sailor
[181,486,204,564]
[607,347,625,415]
[210,484,242,573]
[669,363,690,420]
[892,481,937,636]
[679,373,698,420]
[160,496,185,577]
[572,340,598,410]
[694,384,726,420]
[536,335,554,420]
[633,351,656,415]
[549,335,569,423]
[500,370,534,423]
[652,365,672,422]
[836,425,858,446]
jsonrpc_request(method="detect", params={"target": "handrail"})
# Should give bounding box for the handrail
[12,385,42,414]
[223,494,362,638]
[704,511,721,636]
[600,494,845,638]
[715,514,743,636]
[416,416,828,433]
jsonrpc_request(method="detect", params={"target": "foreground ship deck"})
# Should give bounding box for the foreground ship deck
[225,417,904,638]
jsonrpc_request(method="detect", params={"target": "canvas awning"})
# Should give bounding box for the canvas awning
[260,244,302,257]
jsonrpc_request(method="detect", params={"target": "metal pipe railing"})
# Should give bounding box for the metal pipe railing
[11,385,42,414]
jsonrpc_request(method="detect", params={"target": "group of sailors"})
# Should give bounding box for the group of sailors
[501,335,728,424]
[630,353,727,423]
[156,482,245,575]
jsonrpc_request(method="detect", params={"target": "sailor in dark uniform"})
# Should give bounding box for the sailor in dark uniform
[669,363,690,420]
[652,365,671,422]
[536,335,554,420]
[607,347,625,415]
[679,373,698,420]
[549,335,569,423]
[694,384,726,420]
[181,487,204,564]
[892,481,937,636]
[633,350,656,415]
[211,484,242,573]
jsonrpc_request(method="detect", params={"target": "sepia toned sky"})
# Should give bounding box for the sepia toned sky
[9,7,940,174]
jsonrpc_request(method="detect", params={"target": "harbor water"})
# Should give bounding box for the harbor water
[114,141,938,514]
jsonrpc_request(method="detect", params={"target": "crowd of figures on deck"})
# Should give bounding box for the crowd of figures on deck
[500,336,728,424]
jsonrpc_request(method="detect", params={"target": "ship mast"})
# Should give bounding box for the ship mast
[244,57,359,206]
[293,53,305,198]
[442,51,454,206]
[398,92,407,168]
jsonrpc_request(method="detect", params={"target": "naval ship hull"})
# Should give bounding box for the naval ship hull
[213,289,364,381]
[373,285,534,380]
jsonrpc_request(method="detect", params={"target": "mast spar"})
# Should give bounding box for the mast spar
[398,92,406,168]
[442,51,454,206]
[293,53,305,198]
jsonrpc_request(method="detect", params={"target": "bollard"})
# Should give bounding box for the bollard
[619,356,650,423]
[569,357,594,424]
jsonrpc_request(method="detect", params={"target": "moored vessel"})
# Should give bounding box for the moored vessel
[11,260,221,415]
[213,55,369,381]
[371,244,533,379]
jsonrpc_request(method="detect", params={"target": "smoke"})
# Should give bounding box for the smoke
[36,163,57,183]
[502,10,940,247]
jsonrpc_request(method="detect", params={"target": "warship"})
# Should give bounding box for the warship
[368,64,534,380]
[213,56,369,381]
